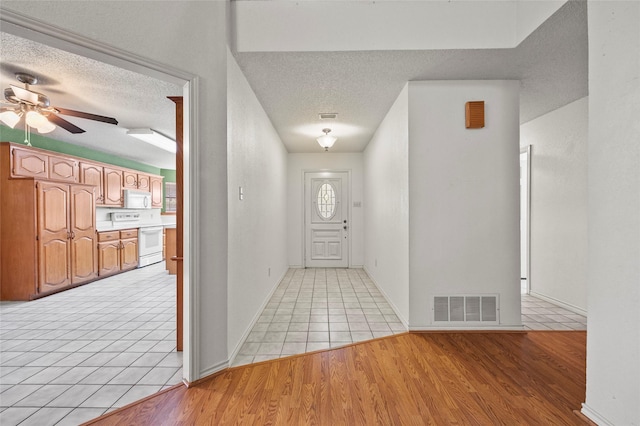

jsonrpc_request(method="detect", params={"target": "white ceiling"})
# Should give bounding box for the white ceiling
[0,31,182,169]
[0,1,587,161]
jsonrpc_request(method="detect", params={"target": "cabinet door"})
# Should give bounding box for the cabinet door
[120,238,139,271]
[80,162,104,204]
[98,241,120,276]
[70,185,97,284]
[150,176,163,208]
[37,181,71,293]
[123,171,138,189]
[103,167,123,206]
[49,155,78,183]
[137,174,150,191]
[11,147,48,178]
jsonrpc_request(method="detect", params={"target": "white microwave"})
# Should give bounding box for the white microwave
[123,189,152,209]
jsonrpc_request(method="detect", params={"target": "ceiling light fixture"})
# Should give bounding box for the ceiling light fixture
[317,128,336,151]
[127,128,176,153]
[0,109,22,128]
[25,110,55,134]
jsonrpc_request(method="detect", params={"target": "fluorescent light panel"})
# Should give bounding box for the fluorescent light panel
[127,128,176,153]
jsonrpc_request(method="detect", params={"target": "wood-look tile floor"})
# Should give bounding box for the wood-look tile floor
[88,331,588,425]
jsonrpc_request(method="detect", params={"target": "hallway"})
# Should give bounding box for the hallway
[232,268,406,366]
[232,268,587,367]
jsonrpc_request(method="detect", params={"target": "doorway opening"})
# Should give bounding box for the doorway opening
[1,10,196,385]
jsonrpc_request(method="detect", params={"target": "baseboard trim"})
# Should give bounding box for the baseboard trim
[227,268,289,366]
[580,403,615,426]
[362,266,409,329]
[529,291,587,316]
[197,359,229,383]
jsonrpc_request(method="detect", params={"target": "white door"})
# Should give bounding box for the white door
[520,147,531,294]
[305,172,349,268]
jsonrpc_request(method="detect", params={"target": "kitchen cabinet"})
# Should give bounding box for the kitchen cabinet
[10,146,49,179]
[103,166,123,206]
[97,229,138,276]
[10,145,79,183]
[79,162,105,204]
[123,171,150,191]
[150,176,164,208]
[37,181,98,293]
[49,155,78,183]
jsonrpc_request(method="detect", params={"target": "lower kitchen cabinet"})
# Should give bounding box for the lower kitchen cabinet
[97,229,138,276]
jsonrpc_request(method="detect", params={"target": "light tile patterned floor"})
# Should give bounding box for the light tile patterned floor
[232,268,406,367]
[521,294,587,330]
[0,262,181,426]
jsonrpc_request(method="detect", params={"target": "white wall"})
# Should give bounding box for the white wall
[520,97,588,314]
[287,153,363,268]
[408,81,521,329]
[363,85,410,324]
[227,51,288,359]
[583,2,640,425]
[2,1,230,379]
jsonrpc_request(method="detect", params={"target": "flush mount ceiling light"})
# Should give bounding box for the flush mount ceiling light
[127,128,176,153]
[317,128,337,151]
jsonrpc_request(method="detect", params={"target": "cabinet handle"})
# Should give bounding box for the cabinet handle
[71,231,76,239]
[67,231,71,239]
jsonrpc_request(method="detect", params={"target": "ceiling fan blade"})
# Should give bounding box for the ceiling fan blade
[55,107,118,125]
[48,114,86,134]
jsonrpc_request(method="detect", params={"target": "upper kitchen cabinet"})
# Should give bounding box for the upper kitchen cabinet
[123,170,151,191]
[11,146,48,178]
[103,167,124,207]
[10,145,79,183]
[79,162,105,204]
[49,155,79,183]
[150,176,164,208]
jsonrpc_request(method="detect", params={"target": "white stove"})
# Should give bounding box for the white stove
[110,212,163,267]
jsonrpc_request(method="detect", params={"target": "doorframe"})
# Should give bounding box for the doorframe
[1,10,199,382]
[302,169,352,268]
[520,145,532,295]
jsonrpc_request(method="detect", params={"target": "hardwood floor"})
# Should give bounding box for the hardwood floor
[87,331,587,425]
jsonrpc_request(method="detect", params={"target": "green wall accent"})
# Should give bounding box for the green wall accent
[0,125,161,174]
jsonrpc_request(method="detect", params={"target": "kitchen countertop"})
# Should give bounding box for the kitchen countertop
[96,222,175,232]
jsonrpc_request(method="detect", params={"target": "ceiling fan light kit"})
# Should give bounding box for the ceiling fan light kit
[0,109,22,128]
[127,128,177,153]
[317,128,337,151]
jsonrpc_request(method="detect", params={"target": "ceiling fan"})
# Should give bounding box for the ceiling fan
[0,72,118,134]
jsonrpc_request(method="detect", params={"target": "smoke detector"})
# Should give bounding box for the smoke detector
[319,113,338,120]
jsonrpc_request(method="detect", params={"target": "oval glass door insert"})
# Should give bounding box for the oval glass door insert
[316,182,337,219]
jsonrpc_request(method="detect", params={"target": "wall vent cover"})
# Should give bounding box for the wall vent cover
[319,113,338,120]
[433,295,499,323]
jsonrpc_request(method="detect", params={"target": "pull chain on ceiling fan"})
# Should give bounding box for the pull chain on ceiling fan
[0,72,119,135]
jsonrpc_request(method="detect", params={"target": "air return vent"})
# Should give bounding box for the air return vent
[319,113,338,120]
[433,295,499,323]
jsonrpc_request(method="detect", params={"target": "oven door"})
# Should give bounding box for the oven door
[138,226,164,261]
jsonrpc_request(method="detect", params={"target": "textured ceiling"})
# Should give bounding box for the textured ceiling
[0,32,182,169]
[234,0,588,153]
[0,1,587,162]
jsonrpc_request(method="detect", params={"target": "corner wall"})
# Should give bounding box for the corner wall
[520,97,588,314]
[287,153,364,268]
[227,51,288,357]
[363,85,410,324]
[408,80,521,329]
[583,2,640,425]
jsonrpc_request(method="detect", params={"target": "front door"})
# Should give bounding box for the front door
[305,171,349,268]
